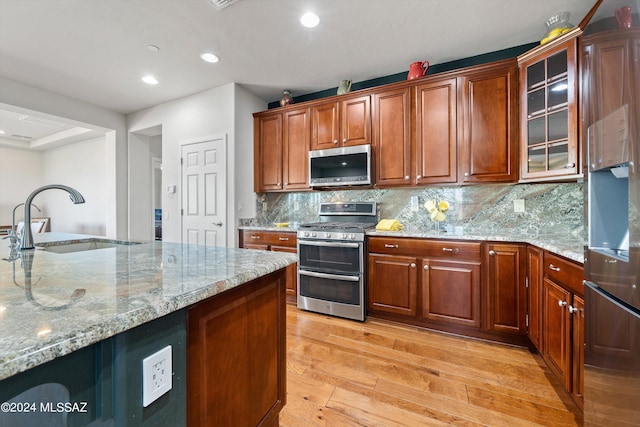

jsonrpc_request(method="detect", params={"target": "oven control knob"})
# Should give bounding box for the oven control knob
[349,234,355,239]
[325,232,331,239]
[341,233,347,239]
[303,231,310,237]
[311,232,317,238]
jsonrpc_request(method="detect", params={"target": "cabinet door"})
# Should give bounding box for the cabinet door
[571,295,584,410]
[460,63,518,183]
[311,101,340,150]
[283,108,310,190]
[272,245,298,299]
[527,246,544,350]
[341,95,371,147]
[421,258,481,328]
[542,278,572,390]
[484,243,527,335]
[367,253,418,316]
[414,78,458,185]
[254,113,283,191]
[373,87,411,186]
[520,39,579,180]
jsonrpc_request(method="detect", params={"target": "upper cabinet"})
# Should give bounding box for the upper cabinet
[311,94,371,150]
[253,107,311,192]
[518,36,580,181]
[460,60,519,183]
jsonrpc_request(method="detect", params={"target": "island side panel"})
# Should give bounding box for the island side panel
[187,268,287,427]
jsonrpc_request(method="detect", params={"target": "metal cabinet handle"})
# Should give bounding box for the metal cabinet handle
[384,244,399,248]
[250,235,261,239]
[212,222,223,226]
[442,247,459,253]
[405,175,410,180]
[464,172,470,177]
[416,175,422,179]
[558,300,567,307]
[568,306,578,314]
[489,250,496,256]
[342,138,347,143]
[410,263,416,268]
[333,140,338,144]
[549,263,561,272]
[278,237,289,241]
[423,265,429,270]
[565,162,576,168]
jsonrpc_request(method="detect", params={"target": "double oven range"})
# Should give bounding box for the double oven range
[296,202,377,321]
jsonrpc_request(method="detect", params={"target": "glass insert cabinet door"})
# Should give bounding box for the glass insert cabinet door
[520,39,579,180]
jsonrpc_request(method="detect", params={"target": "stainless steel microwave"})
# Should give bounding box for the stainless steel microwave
[309,145,372,187]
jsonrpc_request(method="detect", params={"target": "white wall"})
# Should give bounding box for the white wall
[127,83,267,245]
[0,146,43,225]
[0,77,128,238]
[40,137,107,235]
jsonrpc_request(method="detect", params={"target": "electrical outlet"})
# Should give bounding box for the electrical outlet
[294,200,300,211]
[513,199,525,213]
[410,196,419,212]
[142,345,172,407]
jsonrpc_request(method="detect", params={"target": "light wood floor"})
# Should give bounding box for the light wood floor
[280,306,583,427]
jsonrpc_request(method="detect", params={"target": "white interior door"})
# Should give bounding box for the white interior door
[181,136,227,247]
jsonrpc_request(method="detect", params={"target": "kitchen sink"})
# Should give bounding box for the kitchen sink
[36,239,142,254]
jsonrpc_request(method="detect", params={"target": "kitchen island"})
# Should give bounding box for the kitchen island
[0,233,297,426]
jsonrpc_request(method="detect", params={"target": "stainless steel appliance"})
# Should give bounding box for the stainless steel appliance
[309,145,372,187]
[582,2,640,424]
[297,202,377,321]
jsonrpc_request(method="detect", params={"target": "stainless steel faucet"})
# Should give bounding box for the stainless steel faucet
[19,185,85,250]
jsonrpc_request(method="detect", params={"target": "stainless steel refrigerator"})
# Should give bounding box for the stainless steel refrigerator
[582,1,640,425]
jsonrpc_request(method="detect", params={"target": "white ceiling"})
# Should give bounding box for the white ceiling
[0,0,599,147]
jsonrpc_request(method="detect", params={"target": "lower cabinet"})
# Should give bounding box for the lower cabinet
[188,269,287,427]
[483,243,527,336]
[537,251,584,410]
[368,253,418,316]
[239,230,298,302]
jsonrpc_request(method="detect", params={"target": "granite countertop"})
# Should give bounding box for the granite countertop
[0,233,297,381]
[238,225,584,263]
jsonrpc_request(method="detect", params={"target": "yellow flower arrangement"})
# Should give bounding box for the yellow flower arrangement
[424,199,449,222]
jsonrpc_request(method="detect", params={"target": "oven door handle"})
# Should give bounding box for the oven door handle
[299,270,360,282]
[299,240,361,249]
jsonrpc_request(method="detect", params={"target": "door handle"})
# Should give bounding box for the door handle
[549,263,561,272]
[211,222,223,226]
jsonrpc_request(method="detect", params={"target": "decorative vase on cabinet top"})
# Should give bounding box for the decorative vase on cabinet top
[337,80,352,95]
[407,61,429,80]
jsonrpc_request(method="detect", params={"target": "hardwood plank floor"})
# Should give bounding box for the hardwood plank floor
[280,306,583,427]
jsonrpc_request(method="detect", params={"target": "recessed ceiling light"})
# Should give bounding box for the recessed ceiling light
[200,52,220,63]
[0,129,6,135]
[300,12,320,28]
[147,45,160,53]
[142,75,159,85]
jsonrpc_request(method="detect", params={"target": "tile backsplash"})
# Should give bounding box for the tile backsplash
[240,183,585,239]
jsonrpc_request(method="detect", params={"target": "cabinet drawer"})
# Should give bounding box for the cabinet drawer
[240,230,297,248]
[544,252,584,296]
[368,237,480,259]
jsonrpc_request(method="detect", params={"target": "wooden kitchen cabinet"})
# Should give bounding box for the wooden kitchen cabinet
[188,269,286,427]
[239,229,298,302]
[526,246,544,350]
[367,237,481,332]
[413,77,458,185]
[311,94,371,150]
[253,108,310,192]
[459,60,518,183]
[372,87,412,186]
[483,243,527,336]
[367,253,418,316]
[540,251,584,407]
[518,36,580,181]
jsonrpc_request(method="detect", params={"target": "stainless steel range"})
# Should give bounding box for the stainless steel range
[297,202,377,321]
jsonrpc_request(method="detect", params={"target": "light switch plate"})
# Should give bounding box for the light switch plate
[142,345,172,407]
[410,196,419,211]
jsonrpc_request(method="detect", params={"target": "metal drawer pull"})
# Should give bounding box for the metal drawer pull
[489,250,496,256]
[605,259,617,264]
[549,263,561,272]
[558,300,567,307]
[424,265,429,270]
[410,263,416,268]
[250,235,261,239]
[278,237,289,241]
[442,247,459,253]
[565,162,576,168]
[384,244,399,248]
[568,306,579,314]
